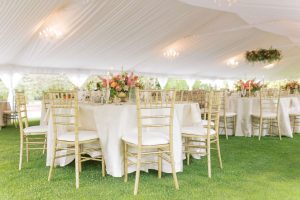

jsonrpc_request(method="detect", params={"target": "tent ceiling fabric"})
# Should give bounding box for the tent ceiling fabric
[0,0,299,80]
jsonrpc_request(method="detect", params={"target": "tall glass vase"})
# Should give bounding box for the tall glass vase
[128,87,136,104]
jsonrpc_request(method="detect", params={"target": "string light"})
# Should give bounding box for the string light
[163,49,179,59]
[226,58,239,68]
[39,26,63,40]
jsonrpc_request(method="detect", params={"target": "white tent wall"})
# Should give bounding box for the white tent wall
[0,0,299,80]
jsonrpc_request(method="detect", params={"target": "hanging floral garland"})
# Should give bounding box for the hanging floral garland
[245,47,282,63]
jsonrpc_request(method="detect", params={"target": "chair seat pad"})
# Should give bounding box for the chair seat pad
[182,126,216,136]
[289,110,300,116]
[58,130,99,142]
[24,125,48,135]
[122,131,169,146]
[225,112,237,117]
[251,112,277,118]
[3,110,17,114]
[201,120,214,126]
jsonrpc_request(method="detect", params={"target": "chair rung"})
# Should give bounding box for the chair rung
[24,142,45,144]
[141,115,170,119]
[142,124,169,128]
[53,122,75,126]
[140,106,172,109]
[24,148,45,150]
[54,153,74,159]
[53,114,76,117]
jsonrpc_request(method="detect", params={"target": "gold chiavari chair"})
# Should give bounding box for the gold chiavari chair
[289,112,300,134]
[181,90,192,102]
[191,90,200,102]
[3,96,18,127]
[175,90,183,102]
[198,90,214,128]
[43,92,51,111]
[122,89,179,195]
[48,91,105,189]
[284,89,300,133]
[182,90,223,178]
[16,92,47,170]
[219,90,237,139]
[251,88,281,140]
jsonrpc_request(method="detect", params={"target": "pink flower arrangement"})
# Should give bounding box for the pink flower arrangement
[235,79,264,93]
[101,72,143,98]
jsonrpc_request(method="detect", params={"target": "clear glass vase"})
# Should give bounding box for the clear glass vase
[128,87,136,104]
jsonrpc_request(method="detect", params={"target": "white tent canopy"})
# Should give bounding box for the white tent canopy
[0,0,299,80]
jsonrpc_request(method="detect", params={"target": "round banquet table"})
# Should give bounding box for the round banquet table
[46,102,202,177]
[227,96,300,138]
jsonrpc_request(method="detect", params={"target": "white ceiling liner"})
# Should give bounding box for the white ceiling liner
[0,0,299,80]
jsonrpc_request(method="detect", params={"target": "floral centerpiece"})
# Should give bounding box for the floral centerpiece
[245,47,282,64]
[235,79,264,96]
[283,80,300,94]
[101,72,143,102]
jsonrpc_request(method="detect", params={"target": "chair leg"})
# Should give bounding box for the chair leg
[224,117,228,140]
[124,143,128,182]
[158,149,162,179]
[42,135,47,155]
[48,141,57,182]
[186,137,190,165]
[216,136,223,169]
[277,119,281,140]
[26,137,29,162]
[251,117,254,137]
[169,151,179,190]
[259,118,263,141]
[207,139,211,178]
[101,157,106,177]
[75,143,80,189]
[78,144,82,173]
[133,151,142,195]
[19,135,24,170]
[234,116,237,136]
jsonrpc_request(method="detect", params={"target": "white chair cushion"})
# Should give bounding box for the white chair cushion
[24,125,47,135]
[57,130,99,142]
[225,112,237,117]
[251,112,277,118]
[122,131,169,146]
[201,120,214,126]
[289,109,300,116]
[182,126,216,136]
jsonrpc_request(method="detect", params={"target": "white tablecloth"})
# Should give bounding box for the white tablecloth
[227,96,300,138]
[46,103,202,177]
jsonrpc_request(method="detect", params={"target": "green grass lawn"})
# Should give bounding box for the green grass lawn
[1,122,300,200]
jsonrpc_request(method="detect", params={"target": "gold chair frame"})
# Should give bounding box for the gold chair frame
[182,90,223,178]
[251,88,281,140]
[122,89,179,195]
[16,92,47,170]
[48,91,105,189]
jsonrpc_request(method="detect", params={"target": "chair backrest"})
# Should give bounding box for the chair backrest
[279,89,290,97]
[199,90,210,119]
[49,91,79,141]
[191,90,200,102]
[220,90,229,117]
[206,90,222,134]
[135,89,176,147]
[259,88,280,116]
[175,90,183,103]
[43,92,51,111]
[183,90,193,102]
[15,92,29,132]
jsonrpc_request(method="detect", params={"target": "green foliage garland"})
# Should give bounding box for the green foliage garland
[245,47,282,63]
